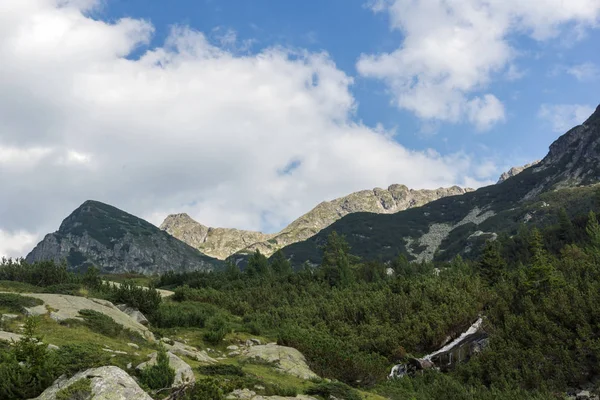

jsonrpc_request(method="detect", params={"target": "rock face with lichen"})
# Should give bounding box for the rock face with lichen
[33,366,152,400]
[161,185,472,259]
[26,200,222,274]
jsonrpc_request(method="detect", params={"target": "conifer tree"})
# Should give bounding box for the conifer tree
[478,240,505,285]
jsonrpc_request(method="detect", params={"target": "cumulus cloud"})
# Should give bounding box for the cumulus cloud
[538,104,596,133]
[358,0,600,129]
[566,62,600,81]
[0,0,498,258]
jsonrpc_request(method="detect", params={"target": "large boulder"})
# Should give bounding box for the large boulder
[136,351,195,387]
[19,293,154,340]
[0,330,23,343]
[242,343,318,380]
[164,340,217,364]
[116,304,149,326]
[33,366,152,400]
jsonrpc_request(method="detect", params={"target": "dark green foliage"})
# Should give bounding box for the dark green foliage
[56,378,92,400]
[178,378,224,400]
[43,283,83,296]
[320,231,354,287]
[54,343,112,376]
[270,250,292,276]
[74,309,144,343]
[246,249,270,277]
[100,280,162,316]
[306,381,362,400]
[203,315,230,345]
[478,240,505,285]
[0,317,60,399]
[151,301,224,328]
[138,344,175,390]
[0,258,72,287]
[0,293,43,313]
[197,364,245,376]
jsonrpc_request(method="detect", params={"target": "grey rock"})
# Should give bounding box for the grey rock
[227,345,239,350]
[163,340,217,364]
[18,293,154,341]
[497,161,541,183]
[136,351,195,387]
[33,365,152,400]
[0,330,23,343]
[116,305,149,326]
[1,314,19,321]
[127,343,140,349]
[47,344,59,351]
[242,343,318,380]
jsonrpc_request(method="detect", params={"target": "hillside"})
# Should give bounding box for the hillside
[277,105,600,267]
[26,200,222,274]
[162,185,472,260]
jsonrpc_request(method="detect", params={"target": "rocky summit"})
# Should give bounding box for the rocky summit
[26,200,222,274]
[162,185,472,260]
[497,160,541,183]
[278,105,600,267]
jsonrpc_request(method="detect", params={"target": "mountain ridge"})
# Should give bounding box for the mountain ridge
[161,184,473,259]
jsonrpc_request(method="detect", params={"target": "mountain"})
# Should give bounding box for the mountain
[26,200,222,274]
[160,213,275,260]
[162,185,472,259]
[277,105,600,267]
[497,160,541,183]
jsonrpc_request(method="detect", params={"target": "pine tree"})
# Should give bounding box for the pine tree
[558,207,575,244]
[321,231,353,287]
[586,210,600,249]
[270,250,292,276]
[478,240,505,285]
[248,249,271,277]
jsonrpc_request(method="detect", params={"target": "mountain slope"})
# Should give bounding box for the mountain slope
[162,185,472,259]
[26,200,222,274]
[277,105,600,267]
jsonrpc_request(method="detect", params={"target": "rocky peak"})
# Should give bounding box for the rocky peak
[497,161,541,183]
[27,200,221,274]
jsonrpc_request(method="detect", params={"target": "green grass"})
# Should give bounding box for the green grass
[0,293,43,314]
[0,280,42,293]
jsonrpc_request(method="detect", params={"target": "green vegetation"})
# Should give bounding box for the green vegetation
[138,344,175,390]
[0,293,43,314]
[56,378,92,400]
[73,309,144,343]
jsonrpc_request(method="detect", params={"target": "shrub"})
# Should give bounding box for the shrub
[74,309,144,343]
[138,344,175,390]
[180,378,224,400]
[0,293,43,313]
[306,382,362,400]
[54,343,112,376]
[0,317,60,399]
[197,364,244,376]
[43,283,84,296]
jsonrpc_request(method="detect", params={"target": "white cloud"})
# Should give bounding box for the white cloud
[0,230,39,259]
[566,62,600,81]
[538,104,596,133]
[358,0,600,128]
[1,0,495,257]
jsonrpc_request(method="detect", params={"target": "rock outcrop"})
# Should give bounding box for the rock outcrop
[497,160,541,183]
[162,340,217,364]
[163,185,472,259]
[242,343,318,380]
[18,293,154,340]
[226,389,318,400]
[34,366,152,400]
[26,200,222,274]
[136,351,195,387]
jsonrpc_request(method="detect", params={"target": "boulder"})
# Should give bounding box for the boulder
[0,330,23,343]
[33,366,152,400]
[116,304,149,326]
[164,340,217,364]
[1,313,19,321]
[242,343,318,380]
[136,351,195,387]
[227,345,239,351]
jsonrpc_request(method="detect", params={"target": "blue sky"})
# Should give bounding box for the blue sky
[101,0,600,166]
[0,0,599,256]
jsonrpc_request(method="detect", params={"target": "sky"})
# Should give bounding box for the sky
[1,0,599,258]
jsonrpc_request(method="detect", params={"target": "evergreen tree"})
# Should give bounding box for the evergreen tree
[224,261,241,280]
[478,240,505,285]
[248,249,271,277]
[558,207,575,244]
[270,250,292,276]
[321,231,353,287]
[586,210,600,249]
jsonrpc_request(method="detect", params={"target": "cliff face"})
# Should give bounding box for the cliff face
[26,200,222,274]
[497,161,541,183]
[162,185,472,259]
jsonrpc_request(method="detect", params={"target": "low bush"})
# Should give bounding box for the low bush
[0,293,43,313]
[56,378,92,400]
[74,309,144,343]
[138,344,175,390]
[54,343,112,376]
[306,382,362,400]
[197,364,245,376]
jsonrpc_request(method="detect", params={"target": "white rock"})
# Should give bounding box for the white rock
[33,366,152,400]
[127,343,140,349]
